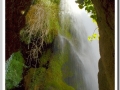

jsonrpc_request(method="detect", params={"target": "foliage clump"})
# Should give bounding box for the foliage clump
[75,0,99,41]
[20,0,60,66]
[87,27,99,41]
[24,48,75,90]
[88,33,99,41]
[76,0,97,21]
[20,0,59,45]
[5,51,24,90]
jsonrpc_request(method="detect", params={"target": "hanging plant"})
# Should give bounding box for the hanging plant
[76,0,97,21]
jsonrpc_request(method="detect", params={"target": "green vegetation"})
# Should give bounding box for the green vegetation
[87,28,99,41]
[88,33,99,41]
[24,48,75,90]
[50,0,60,4]
[60,16,72,40]
[20,0,61,63]
[20,1,75,89]
[75,0,99,41]
[59,7,72,41]
[76,0,97,21]
[20,0,60,45]
[5,51,24,90]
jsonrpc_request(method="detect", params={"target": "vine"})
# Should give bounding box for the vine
[87,27,99,41]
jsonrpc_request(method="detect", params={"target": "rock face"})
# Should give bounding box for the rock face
[5,0,33,60]
[91,0,114,90]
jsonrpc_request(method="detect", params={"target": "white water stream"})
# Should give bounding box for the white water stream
[55,0,100,90]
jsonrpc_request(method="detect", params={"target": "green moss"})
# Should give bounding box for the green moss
[39,49,51,66]
[33,0,60,5]
[50,0,60,4]
[43,0,60,44]
[24,48,75,90]
[59,10,72,40]
[5,51,24,90]
[20,0,60,45]
[44,53,74,90]
[20,29,31,44]
[19,0,75,89]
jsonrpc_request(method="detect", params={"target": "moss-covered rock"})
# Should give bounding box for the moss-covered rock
[5,51,25,90]
[24,46,75,90]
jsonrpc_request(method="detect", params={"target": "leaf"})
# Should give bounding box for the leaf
[88,36,92,41]
[79,4,84,9]
[92,33,97,39]
[88,5,94,10]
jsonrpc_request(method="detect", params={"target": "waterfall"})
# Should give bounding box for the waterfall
[53,0,100,90]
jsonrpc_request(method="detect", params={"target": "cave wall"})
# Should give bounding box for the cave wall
[91,0,114,90]
[5,0,33,60]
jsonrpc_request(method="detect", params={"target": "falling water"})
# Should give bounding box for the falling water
[54,0,100,90]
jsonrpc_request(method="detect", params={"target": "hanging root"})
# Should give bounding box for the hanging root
[20,1,59,68]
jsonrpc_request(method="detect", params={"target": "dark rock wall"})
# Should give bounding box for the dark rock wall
[91,0,114,90]
[6,0,33,60]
